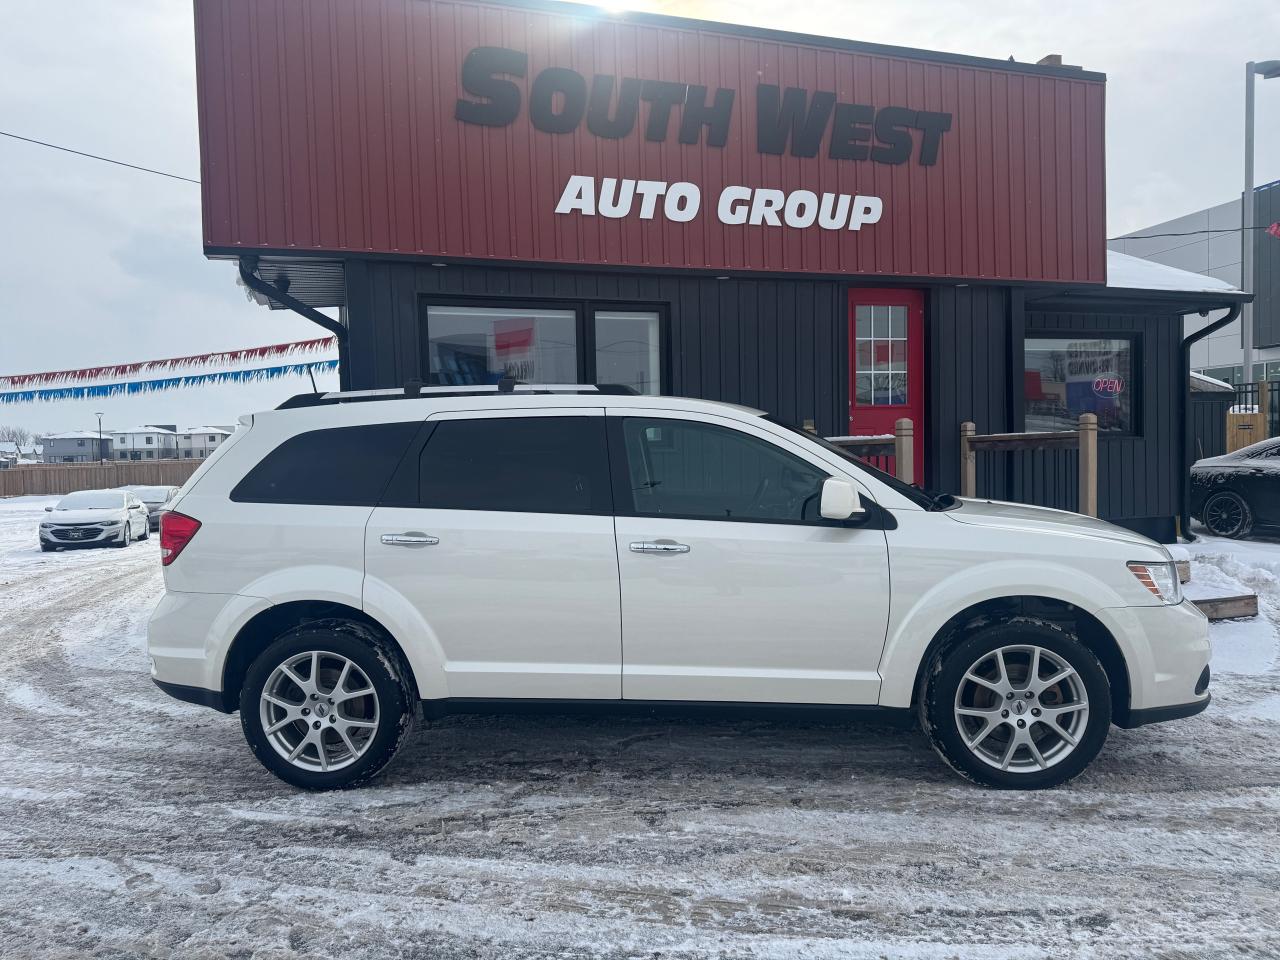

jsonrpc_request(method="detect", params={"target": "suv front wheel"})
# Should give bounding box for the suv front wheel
[920,619,1111,789]
[240,621,415,789]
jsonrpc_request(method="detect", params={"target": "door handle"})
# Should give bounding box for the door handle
[629,540,690,554]
[380,533,440,546]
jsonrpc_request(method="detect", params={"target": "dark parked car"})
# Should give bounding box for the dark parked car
[1191,437,1280,538]
[119,485,180,530]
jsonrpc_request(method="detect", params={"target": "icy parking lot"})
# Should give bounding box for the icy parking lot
[1,495,1278,959]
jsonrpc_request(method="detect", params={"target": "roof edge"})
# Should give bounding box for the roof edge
[467,0,1108,83]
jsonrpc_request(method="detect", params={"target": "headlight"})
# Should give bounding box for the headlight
[102,520,123,528]
[1128,561,1182,604]
[39,522,51,529]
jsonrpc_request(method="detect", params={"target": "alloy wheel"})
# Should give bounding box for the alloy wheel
[259,650,381,772]
[953,644,1089,773]
[1204,493,1246,537]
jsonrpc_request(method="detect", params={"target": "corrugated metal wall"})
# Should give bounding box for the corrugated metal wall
[194,0,1106,284]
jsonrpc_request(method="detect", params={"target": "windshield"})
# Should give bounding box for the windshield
[56,491,125,510]
[764,417,941,510]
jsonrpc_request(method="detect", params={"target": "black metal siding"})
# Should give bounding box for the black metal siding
[1256,182,1280,349]
[345,260,851,437]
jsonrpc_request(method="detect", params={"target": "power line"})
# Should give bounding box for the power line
[0,130,200,185]
[1109,225,1277,242]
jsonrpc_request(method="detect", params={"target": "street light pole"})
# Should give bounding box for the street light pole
[95,412,104,465]
[1242,59,1280,385]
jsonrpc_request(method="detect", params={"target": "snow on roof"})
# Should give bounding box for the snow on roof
[1190,371,1236,393]
[1107,250,1243,295]
[112,425,177,435]
[181,426,232,434]
[42,431,108,440]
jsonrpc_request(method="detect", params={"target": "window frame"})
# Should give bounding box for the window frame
[605,413,854,528]
[1022,331,1142,438]
[418,294,671,394]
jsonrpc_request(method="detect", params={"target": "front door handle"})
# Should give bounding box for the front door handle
[629,540,690,554]
[381,533,439,546]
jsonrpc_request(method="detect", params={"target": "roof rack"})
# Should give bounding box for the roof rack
[276,382,639,409]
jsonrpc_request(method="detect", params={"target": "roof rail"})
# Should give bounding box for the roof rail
[275,382,639,409]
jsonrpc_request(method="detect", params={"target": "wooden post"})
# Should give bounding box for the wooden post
[1078,412,1098,517]
[894,418,914,486]
[802,418,817,434]
[1261,380,1271,438]
[960,421,976,498]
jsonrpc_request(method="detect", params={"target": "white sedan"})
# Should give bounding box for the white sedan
[39,490,150,551]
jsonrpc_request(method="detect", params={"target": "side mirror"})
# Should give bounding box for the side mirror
[44,505,53,512]
[820,477,865,520]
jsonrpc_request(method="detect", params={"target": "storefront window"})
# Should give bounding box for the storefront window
[595,311,661,395]
[425,306,578,385]
[854,305,908,405]
[1024,337,1134,432]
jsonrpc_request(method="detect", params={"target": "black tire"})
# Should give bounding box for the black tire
[240,620,415,790]
[1202,490,1253,539]
[919,619,1112,790]
[114,524,132,548]
[139,523,150,540]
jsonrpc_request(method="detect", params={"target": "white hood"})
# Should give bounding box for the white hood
[45,508,127,525]
[947,498,1167,554]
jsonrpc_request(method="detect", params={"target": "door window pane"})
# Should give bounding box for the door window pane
[853,302,909,406]
[426,306,577,385]
[418,417,610,514]
[1024,337,1134,432]
[595,311,661,395]
[619,418,829,523]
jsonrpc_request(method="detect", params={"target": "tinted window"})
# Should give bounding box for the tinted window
[418,417,610,514]
[1024,336,1135,433]
[619,418,829,522]
[231,422,419,505]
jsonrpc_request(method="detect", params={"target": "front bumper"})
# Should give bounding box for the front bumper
[1104,599,1211,725]
[40,525,124,546]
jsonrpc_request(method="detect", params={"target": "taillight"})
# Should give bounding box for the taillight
[160,511,201,566]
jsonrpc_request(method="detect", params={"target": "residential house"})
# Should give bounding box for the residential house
[176,426,232,459]
[41,432,111,463]
[111,426,179,461]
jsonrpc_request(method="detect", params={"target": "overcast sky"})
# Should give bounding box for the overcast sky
[2,0,1278,434]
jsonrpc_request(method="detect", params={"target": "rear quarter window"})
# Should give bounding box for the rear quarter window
[230,422,420,506]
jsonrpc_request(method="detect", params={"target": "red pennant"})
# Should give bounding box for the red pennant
[1268,221,1280,240]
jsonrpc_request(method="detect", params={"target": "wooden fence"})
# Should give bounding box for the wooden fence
[960,413,1098,517]
[823,418,915,485]
[0,460,202,498]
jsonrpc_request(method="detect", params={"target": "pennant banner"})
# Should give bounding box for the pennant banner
[0,360,338,405]
[0,337,338,389]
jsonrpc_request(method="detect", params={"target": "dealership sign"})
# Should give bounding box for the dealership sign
[195,0,1108,283]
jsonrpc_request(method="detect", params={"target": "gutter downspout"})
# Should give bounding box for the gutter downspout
[238,256,351,390]
[1180,302,1242,541]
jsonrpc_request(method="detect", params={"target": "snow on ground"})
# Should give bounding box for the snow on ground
[0,495,1278,958]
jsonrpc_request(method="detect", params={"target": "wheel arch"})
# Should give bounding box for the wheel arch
[909,596,1133,725]
[221,601,420,712]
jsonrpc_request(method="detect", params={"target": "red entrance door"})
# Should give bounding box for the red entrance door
[848,289,925,475]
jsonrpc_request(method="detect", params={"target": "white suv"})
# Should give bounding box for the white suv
[148,384,1210,790]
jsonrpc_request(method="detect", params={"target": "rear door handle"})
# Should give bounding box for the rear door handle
[381,533,439,546]
[629,540,690,554]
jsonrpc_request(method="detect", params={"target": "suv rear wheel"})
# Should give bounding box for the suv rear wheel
[920,619,1111,789]
[240,621,415,789]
